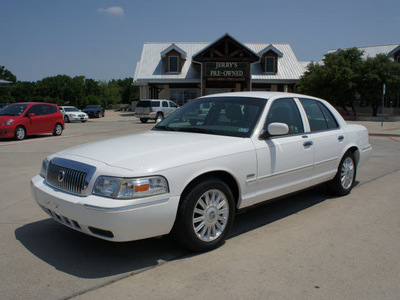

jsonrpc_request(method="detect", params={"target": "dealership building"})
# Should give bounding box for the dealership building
[133,34,308,105]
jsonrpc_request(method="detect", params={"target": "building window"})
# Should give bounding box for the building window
[265,57,276,73]
[397,56,400,63]
[170,89,197,105]
[169,56,179,73]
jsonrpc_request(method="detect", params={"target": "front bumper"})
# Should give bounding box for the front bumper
[69,115,88,122]
[31,175,180,242]
[0,126,14,138]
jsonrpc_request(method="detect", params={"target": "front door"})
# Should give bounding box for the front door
[252,98,314,204]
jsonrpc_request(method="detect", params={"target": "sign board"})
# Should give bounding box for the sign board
[206,62,247,77]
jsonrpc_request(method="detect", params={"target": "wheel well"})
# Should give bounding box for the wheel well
[347,146,360,165]
[180,171,240,209]
[15,125,26,133]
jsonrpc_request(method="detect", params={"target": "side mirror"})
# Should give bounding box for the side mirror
[259,122,289,139]
[28,113,35,118]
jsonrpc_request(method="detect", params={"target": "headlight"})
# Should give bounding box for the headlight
[93,176,169,199]
[40,158,50,178]
[1,119,14,126]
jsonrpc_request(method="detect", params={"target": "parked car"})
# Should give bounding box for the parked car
[0,102,64,140]
[59,106,89,123]
[135,99,178,123]
[82,105,105,118]
[31,92,371,252]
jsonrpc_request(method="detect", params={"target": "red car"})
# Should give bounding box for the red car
[0,102,65,140]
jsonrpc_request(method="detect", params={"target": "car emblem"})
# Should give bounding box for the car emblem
[57,170,66,183]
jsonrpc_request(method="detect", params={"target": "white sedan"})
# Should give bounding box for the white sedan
[31,92,372,251]
[59,106,89,123]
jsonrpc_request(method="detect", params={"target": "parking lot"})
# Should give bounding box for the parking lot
[1,111,400,299]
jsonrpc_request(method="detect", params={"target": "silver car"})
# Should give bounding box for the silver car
[59,106,89,123]
[135,99,178,123]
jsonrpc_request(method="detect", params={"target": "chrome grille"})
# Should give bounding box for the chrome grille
[46,158,96,196]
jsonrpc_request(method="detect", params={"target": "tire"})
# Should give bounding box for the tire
[140,118,148,123]
[96,111,100,118]
[156,113,163,123]
[14,126,26,140]
[172,178,235,252]
[328,151,357,196]
[64,115,69,123]
[53,123,63,136]
[102,111,105,117]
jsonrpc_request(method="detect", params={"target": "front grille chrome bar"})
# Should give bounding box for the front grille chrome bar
[46,158,96,196]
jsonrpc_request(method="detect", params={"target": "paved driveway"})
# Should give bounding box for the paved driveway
[1,114,399,299]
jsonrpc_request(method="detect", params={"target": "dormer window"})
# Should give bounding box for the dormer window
[169,56,179,73]
[161,44,187,74]
[265,57,276,73]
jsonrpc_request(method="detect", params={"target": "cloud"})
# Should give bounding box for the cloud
[98,6,124,16]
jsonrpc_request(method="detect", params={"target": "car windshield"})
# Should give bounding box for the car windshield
[0,104,29,116]
[153,97,266,138]
[64,107,79,112]
[85,105,98,109]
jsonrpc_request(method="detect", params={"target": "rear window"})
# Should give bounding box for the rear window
[136,101,151,108]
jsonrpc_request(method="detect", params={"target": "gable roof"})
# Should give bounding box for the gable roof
[134,38,307,84]
[160,43,187,59]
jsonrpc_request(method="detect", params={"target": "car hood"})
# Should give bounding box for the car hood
[55,131,254,174]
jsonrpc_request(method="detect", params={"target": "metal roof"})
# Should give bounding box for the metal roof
[328,44,400,59]
[134,42,308,84]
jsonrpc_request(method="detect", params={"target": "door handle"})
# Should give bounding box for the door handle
[338,135,344,142]
[303,141,313,147]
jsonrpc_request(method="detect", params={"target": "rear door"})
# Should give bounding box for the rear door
[298,98,346,184]
[252,98,314,204]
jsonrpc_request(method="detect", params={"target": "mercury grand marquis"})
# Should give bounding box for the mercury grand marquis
[31,92,372,251]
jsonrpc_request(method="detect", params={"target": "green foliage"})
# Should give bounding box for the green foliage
[0,66,139,109]
[298,49,400,116]
[298,48,364,108]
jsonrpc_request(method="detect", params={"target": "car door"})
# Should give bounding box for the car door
[252,98,314,204]
[298,98,346,185]
[25,104,45,134]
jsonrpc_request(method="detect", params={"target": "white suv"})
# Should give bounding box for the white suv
[135,99,178,123]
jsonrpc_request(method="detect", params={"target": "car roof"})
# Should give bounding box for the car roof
[201,91,322,101]
[9,102,57,106]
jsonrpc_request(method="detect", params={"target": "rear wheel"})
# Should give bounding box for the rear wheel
[172,178,235,252]
[14,126,26,140]
[140,118,148,123]
[53,123,63,136]
[328,151,356,196]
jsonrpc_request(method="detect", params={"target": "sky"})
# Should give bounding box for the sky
[1,0,399,82]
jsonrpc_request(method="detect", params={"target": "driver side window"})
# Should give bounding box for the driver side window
[264,98,304,135]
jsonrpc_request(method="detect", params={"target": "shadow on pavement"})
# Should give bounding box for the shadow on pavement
[15,185,336,279]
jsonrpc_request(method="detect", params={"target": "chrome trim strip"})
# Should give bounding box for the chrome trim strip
[84,198,169,212]
[258,164,314,181]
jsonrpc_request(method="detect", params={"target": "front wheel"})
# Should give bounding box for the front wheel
[155,113,163,123]
[140,118,148,123]
[53,123,63,136]
[14,126,26,140]
[328,151,356,196]
[172,178,235,252]
[64,115,70,123]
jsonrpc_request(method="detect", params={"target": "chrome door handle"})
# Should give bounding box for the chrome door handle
[338,135,344,142]
[303,141,313,147]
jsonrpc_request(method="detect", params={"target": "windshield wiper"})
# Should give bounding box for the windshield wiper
[153,125,175,131]
[177,127,216,135]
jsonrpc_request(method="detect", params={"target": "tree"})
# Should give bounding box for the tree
[0,66,17,102]
[298,48,364,110]
[358,54,400,116]
[0,66,17,83]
